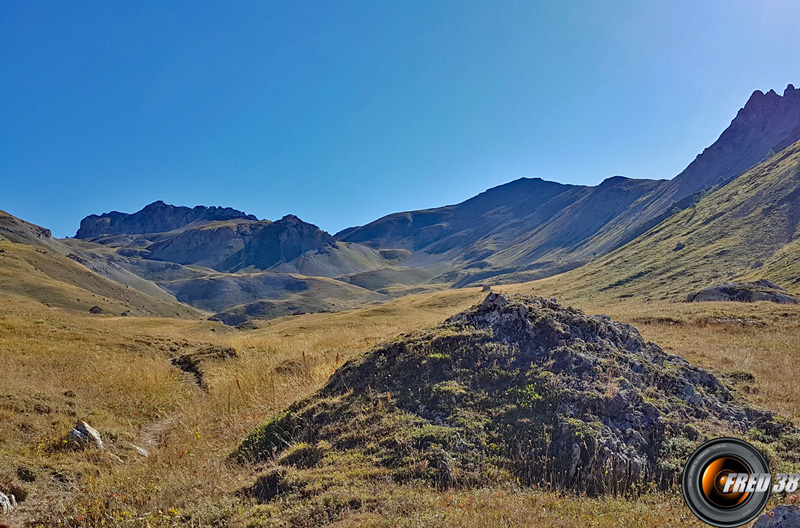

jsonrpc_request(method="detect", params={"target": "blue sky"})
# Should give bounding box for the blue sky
[3,1,800,237]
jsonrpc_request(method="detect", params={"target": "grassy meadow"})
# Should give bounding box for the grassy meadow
[2,281,800,526]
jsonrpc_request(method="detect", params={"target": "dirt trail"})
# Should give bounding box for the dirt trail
[137,413,178,450]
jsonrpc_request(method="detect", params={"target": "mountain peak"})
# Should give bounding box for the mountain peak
[742,85,798,113]
[666,84,800,200]
[278,214,302,223]
[598,175,630,186]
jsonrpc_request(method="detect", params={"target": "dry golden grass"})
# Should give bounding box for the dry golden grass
[3,283,800,527]
[0,238,198,317]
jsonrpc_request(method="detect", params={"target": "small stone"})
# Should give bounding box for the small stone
[481,292,508,309]
[130,443,149,457]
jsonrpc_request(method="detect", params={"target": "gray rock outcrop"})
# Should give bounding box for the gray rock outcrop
[687,280,797,304]
[237,293,800,496]
[754,505,800,527]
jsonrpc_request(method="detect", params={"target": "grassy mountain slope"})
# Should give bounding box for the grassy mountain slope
[0,212,198,317]
[519,138,800,302]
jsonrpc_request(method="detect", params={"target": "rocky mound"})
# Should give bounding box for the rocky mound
[687,280,797,304]
[236,294,800,496]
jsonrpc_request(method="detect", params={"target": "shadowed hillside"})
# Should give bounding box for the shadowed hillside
[339,86,800,285]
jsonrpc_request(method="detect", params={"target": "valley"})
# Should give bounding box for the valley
[7,86,792,330]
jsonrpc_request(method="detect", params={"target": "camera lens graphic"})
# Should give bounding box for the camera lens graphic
[701,456,750,508]
[682,438,771,527]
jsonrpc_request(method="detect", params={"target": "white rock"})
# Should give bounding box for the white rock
[130,443,149,457]
[69,420,104,450]
[0,491,15,513]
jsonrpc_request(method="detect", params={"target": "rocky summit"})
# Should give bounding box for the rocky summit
[237,293,800,496]
[75,200,257,239]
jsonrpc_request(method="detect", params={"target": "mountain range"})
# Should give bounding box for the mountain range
[3,85,800,322]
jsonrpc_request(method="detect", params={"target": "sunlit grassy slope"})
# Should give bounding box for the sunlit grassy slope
[508,138,800,303]
[4,282,800,526]
[0,237,198,317]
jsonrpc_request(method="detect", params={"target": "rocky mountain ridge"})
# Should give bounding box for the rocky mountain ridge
[340,85,800,285]
[75,200,257,239]
[536,135,800,302]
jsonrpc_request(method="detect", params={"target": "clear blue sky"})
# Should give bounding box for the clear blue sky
[3,1,800,237]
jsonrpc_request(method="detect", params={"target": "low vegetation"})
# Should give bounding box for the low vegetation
[3,284,800,526]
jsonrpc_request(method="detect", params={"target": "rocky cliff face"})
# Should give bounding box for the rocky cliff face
[223,215,337,272]
[668,84,800,197]
[75,202,343,272]
[75,201,258,239]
